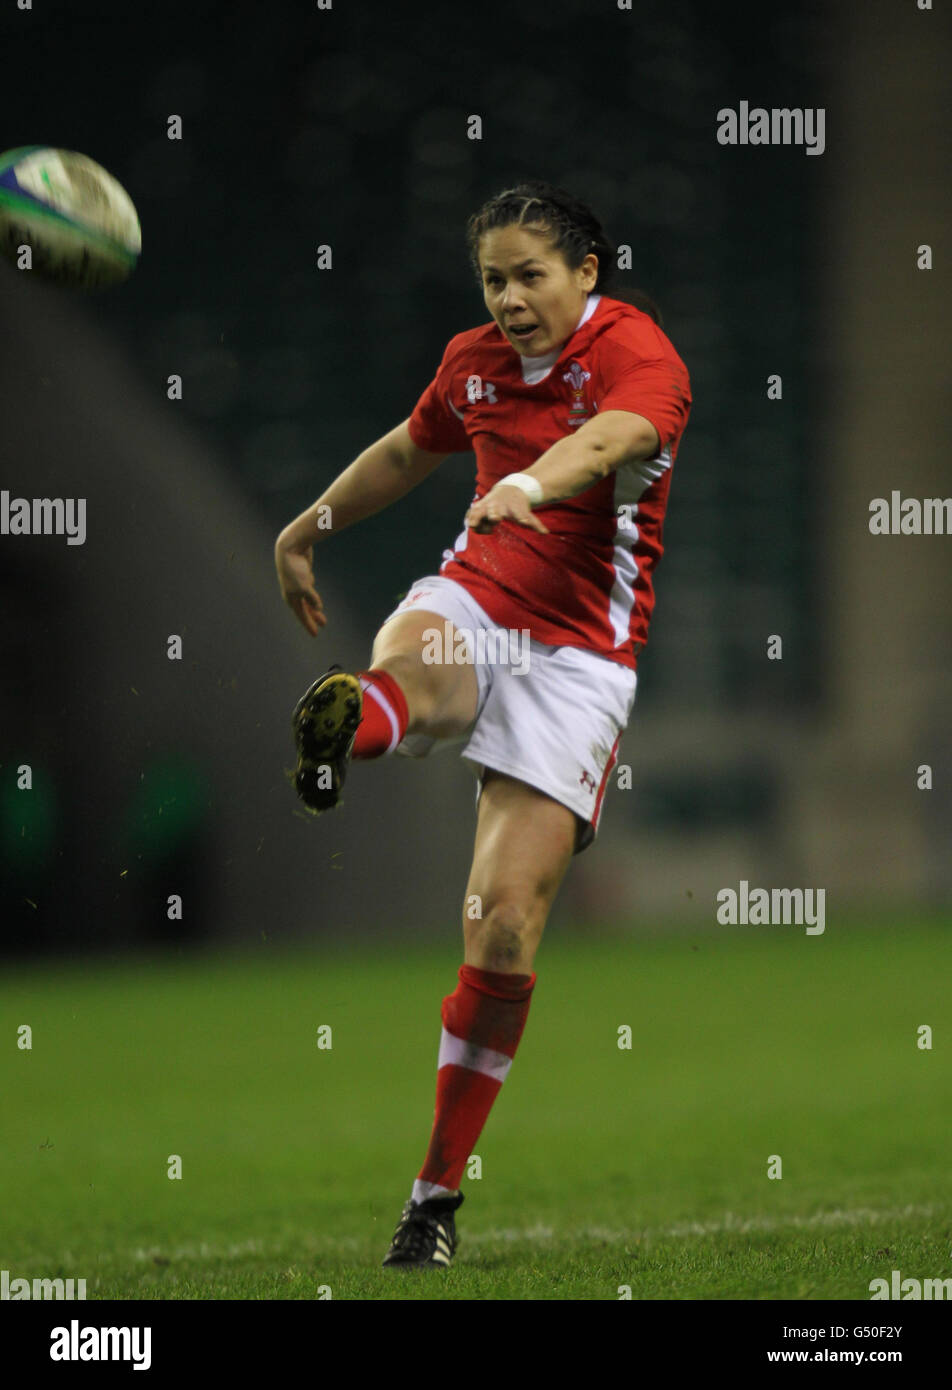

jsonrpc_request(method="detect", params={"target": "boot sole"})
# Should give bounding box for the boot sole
[292,673,362,811]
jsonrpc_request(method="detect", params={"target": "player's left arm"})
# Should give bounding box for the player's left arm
[465,411,659,535]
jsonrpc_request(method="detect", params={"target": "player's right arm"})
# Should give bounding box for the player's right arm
[274,419,449,636]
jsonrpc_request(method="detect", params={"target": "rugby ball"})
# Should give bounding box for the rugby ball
[0,146,141,288]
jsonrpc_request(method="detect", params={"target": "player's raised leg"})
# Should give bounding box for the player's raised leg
[383,771,577,1267]
[290,609,478,813]
[367,608,480,742]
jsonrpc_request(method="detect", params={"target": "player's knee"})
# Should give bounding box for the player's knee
[469,899,541,968]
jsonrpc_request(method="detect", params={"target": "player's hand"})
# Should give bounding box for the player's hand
[275,537,326,636]
[465,483,549,536]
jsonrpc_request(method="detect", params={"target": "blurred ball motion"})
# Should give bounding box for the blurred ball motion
[0,145,141,289]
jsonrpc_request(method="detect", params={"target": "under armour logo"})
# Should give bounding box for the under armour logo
[466,374,497,404]
[579,770,597,792]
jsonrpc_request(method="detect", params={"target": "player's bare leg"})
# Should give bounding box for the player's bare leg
[369,609,479,740]
[383,771,578,1267]
[462,769,577,973]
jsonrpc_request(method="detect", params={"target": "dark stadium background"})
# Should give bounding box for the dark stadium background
[1,0,949,955]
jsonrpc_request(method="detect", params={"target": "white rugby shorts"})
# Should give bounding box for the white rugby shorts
[380,574,637,853]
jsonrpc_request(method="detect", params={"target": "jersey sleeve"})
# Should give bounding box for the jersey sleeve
[596,327,692,455]
[407,339,471,455]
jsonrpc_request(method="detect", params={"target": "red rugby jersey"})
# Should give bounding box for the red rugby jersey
[406,293,691,670]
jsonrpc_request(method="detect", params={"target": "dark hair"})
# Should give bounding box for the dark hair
[465,179,617,293]
[465,179,662,325]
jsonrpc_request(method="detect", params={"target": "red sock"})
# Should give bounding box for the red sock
[416,964,536,1192]
[352,668,409,759]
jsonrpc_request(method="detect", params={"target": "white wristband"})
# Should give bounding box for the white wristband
[502,472,544,506]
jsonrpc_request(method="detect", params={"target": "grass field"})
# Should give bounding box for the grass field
[2,919,950,1300]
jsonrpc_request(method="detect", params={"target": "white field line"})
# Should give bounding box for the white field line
[124,1204,939,1265]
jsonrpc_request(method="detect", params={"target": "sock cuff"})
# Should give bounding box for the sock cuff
[357,667,409,742]
[458,963,536,1000]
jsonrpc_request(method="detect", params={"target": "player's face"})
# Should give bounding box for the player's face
[478,224,599,357]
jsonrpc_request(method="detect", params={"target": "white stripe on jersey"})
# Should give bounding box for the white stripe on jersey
[614,444,673,504]
[437,1026,513,1082]
[442,525,468,569]
[608,537,640,648]
[609,446,673,646]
